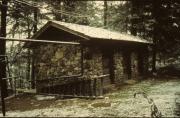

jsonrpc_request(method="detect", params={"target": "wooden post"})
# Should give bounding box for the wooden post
[0,82,6,116]
[51,79,54,94]
[88,79,92,96]
[64,84,67,95]
[72,82,75,96]
[31,51,35,89]
[100,78,104,96]
[59,85,62,95]
[93,78,97,96]
[85,80,87,96]
[81,80,85,96]
[90,79,94,96]
[75,82,78,96]
[69,84,71,95]
[48,78,50,94]
[0,0,8,116]
[79,80,82,96]
[109,50,115,84]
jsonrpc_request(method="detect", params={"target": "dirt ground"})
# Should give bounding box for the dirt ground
[1,76,180,117]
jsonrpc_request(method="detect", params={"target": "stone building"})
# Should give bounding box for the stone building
[26,21,151,97]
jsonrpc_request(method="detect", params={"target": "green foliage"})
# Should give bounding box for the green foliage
[122,1,180,60]
[5,0,180,61]
[107,2,131,32]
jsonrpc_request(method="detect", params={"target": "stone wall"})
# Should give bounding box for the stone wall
[34,44,104,94]
[83,47,103,79]
[114,50,144,82]
[34,43,149,95]
[114,51,125,82]
[34,44,81,80]
[131,52,139,79]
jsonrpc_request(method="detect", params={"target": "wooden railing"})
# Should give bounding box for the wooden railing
[36,74,109,97]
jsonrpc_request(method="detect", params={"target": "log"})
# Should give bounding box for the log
[38,93,104,99]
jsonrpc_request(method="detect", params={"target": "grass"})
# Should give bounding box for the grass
[4,76,180,117]
[91,102,111,108]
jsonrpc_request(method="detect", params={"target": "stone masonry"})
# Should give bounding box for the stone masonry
[34,44,147,95]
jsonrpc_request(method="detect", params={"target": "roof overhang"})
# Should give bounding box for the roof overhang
[32,21,90,40]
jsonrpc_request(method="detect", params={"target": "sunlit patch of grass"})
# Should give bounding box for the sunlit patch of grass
[91,102,111,108]
[79,103,88,108]
[108,92,130,99]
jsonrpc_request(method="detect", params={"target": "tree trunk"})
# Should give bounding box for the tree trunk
[0,0,8,97]
[54,0,62,20]
[33,7,38,34]
[26,20,31,89]
[31,5,38,89]
[130,1,137,36]
[104,0,108,27]
[0,0,8,116]
[152,0,161,72]
[152,39,157,72]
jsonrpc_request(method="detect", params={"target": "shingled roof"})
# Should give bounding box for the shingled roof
[33,20,151,44]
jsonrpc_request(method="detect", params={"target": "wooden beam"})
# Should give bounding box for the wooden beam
[91,74,110,79]
[0,37,80,45]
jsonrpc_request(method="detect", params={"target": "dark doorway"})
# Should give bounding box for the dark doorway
[123,52,132,79]
[102,49,115,84]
